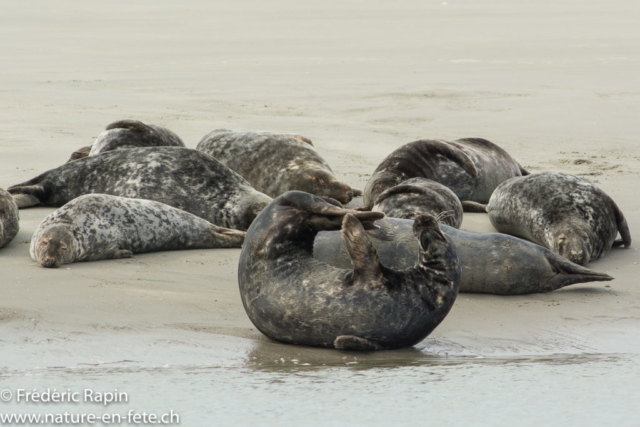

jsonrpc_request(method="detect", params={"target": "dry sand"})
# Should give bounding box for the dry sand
[1,0,640,371]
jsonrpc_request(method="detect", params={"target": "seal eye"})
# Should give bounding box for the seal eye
[39,241,48,247]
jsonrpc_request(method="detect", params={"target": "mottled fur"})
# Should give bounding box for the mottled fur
[372,178,463,228]
[9,147,272,231]
[487,172,631,265]
[314,217,613,295]
[238,191,460,351]
[30,194,245,268]
[363,138,528,206]
[196,130,362,204]
[0,188,19,249]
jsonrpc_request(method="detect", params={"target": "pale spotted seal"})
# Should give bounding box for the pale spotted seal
[66,119,185,162]
[487,171,631,265]
[196,129,362,204]
[314,217,614,295]
[370,178,463,228]
[9,147,272,231]
[31,194,246,268]
[238,191,460,351]
[363,138,529,210]
[0,187,19,249]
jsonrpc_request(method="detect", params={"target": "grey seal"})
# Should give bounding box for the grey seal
[196,129,362,204]
[314,217,614,295]
[9,147,272,231]
[487,171,631,265]
[363,138,529,210]
[66,119,185,162]
[238,191,461,351]
[31,194,246,268]
[370,178,463,228]
[0,187,19,249]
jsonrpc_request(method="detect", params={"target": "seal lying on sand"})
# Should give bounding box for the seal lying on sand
[9,147,272,231]
[314,217,613,295]
[31,194,245,268]
[66,119,185,162]
[487,171,631,265]
[363,138,528,211]
[196,129,362,204]
[371,178,463,228]
[238,191,460,351]
[0,187,19,249]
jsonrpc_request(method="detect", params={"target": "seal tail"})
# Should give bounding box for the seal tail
[413,139,478,177]
[334,335,384,351]
[611,201,631,248]
[461,201,487,213]
[545,251,614,291]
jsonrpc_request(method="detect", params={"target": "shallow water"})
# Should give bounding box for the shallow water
[2,345,638,427]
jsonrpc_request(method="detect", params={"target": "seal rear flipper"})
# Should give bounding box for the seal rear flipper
[67,145,92,162]
[461,201,487,213]
[415,139,478,177]
[612,201,631,248]
[545,251,613,292]
[7,185,46,208]
[105,119,154,133]
[341,214,385,285]
[334,335,384,351]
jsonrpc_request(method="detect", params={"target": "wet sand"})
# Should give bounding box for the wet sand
[1,0,639,424]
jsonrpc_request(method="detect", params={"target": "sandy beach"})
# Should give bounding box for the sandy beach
[1,0,639,425]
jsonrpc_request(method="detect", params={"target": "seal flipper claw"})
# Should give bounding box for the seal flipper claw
[461,201,487,213]
[341,214,385,285]
[334,335,384,351]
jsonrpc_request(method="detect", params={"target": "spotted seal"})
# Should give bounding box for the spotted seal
[31,194,246,268]
[363,138,529,210]
[66,119,185,162]
[196,129,362,204]
[238,191,460,351]
[9,147,272,231]
[0,187,19,249]
[487,171,631,265]
[370,178,463,228]
[314,217,613,294]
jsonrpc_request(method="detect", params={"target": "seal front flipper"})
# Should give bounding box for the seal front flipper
[461,201,487,213]
[334,335,384,351]
[7,185,46,208]
[341,214,386,285]
[612,201,631,248]
[544,250,613,292]
[415,139,478,177]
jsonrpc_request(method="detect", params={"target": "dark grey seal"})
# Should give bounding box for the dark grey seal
[371,178,463,228]
[363,138,529,210]
[196,129,362,204]
[0,187,19,249]
[31,194,246,268]
[9,147,272,231]
[314,217,613,295]
[487,171,631,265]
[238,191,460,351]
[66,119,185,162]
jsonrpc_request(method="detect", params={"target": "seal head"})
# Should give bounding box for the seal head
[31,224,78,268]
